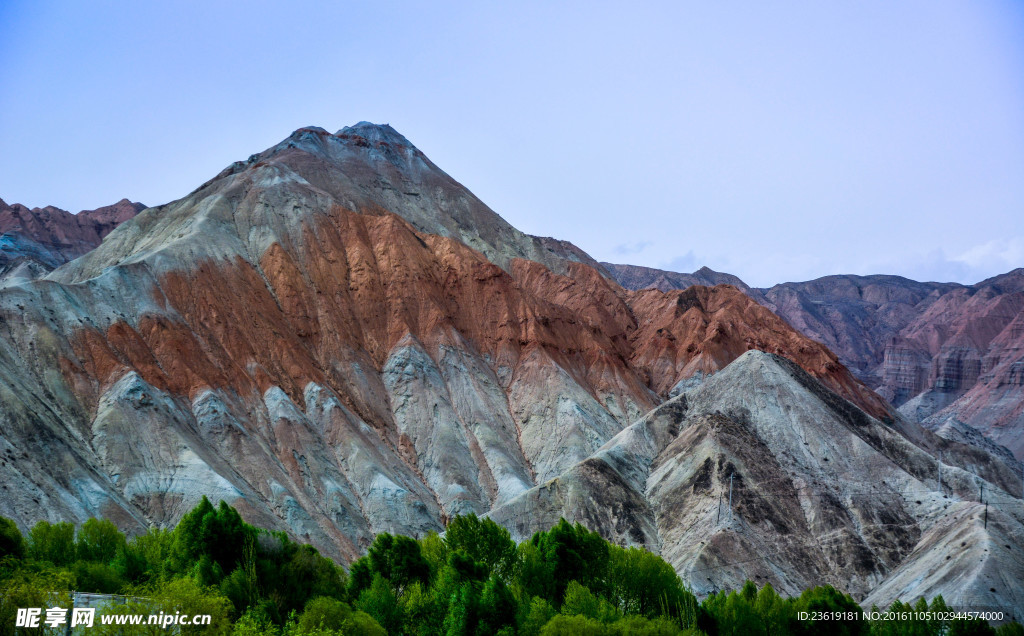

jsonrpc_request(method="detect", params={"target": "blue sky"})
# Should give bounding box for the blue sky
[1,1,1022,287]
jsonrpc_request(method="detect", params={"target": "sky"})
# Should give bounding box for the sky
[1,1,1022,287]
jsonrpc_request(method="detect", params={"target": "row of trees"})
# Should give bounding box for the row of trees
[0,505,1020,635]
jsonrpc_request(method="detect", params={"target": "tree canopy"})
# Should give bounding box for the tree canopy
[0,506,1018,636]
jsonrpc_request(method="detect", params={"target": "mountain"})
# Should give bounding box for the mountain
[0,198,144,282]
[0,123,879,551]
[488,350,1024,614]
[600,263,767,304]
[893,271,1024,458]
[607,264,1024,459]
[0,123,1018,611]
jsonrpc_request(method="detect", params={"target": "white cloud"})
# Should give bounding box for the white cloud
[861,236,1024,285]
[662,250,699,273]
[955,236,1024,271]
[613,240,653,256]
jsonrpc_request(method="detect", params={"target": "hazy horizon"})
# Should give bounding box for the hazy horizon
[1,1,1021,287]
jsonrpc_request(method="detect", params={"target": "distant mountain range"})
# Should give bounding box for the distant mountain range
[0,124,1020,614]
[0,198,145,281]
[604,263,1024,460]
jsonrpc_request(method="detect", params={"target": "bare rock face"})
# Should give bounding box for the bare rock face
[607,263,1024,460]
[761,275,961,388]
[0,198,144,282]
[625,285,892,420]
[863,502,1024,615]
[488,351,1024,612]
[922,306,1024,459]
[600,263,767,304]
[0,124,886,565]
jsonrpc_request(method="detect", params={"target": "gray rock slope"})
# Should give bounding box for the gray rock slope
[488,351,1024,614]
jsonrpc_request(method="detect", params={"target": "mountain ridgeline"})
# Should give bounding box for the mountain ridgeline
[0,123,1021,617]
[0,198,145,282]
[604,263,1024,461]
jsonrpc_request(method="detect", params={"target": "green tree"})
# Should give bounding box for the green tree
[231,609,280,636]
[478,574,518,633]
[356,574,403,634]
[520,596,558,636]
[419,531,449,581]
[517,540,555,602]
[366,532,430,592]
[444,513,517,578]
[28,520,76,566]
[342,610,388,636]
[173,498,255,582]
[539,614,609,636]
[530,519,609,604]
[113,526,175,584]
[72,560,125,593]
[607,544,695,622]
[347,556,373,600]
[401,581,444,636]
[278,544,346,616]
[441,580,479,636]
[563,581,618,623]
[608,615,686,635]
[447,549,488,582]
[755,583,795,636]
[927,596,952,636]
[0,516,26,562]
[0,566,73,633]
[75,518,127,563]
[296,596,352,632]
[703,588,761,636]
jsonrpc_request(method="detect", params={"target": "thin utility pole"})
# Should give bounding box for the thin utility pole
[980,481,987,529]
[717,493,723,525]
[938,451,942,495]
[728,472,734,525]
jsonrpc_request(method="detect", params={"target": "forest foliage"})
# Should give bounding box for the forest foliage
[0,502,1018,635]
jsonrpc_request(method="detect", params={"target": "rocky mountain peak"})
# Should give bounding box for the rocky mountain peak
[336,121,414,148]
[59,122,608,283]
[262,122,418,166]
